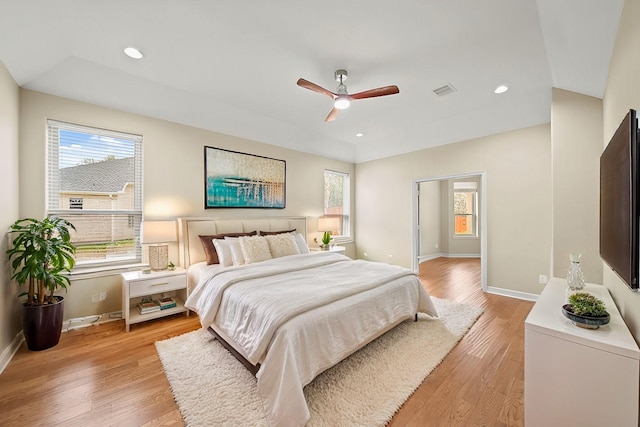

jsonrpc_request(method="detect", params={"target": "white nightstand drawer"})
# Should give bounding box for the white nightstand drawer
[129,275,185,297]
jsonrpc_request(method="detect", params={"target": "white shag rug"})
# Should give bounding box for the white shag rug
[155,297,482,426]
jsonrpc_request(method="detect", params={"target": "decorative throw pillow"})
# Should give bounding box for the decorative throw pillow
[225,237,246,266]
[199,231,257,265]
[265,233,300,258]
[239,235,272,264]
[294,233,310,254]
[212,239,232,267]
[259,228,296,236]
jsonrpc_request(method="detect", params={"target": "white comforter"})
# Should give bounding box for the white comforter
[185,252,438,426]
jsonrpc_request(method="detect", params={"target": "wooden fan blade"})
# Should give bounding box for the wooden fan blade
[350,85,400,100]
[325,107,340,122]
[297,78,336,99]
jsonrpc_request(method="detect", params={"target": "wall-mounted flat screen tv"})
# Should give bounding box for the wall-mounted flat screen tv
[600,109,639,290]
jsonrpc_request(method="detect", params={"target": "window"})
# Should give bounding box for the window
[453,181,477,237]
[323,170,350,239]
[47,120,143,267]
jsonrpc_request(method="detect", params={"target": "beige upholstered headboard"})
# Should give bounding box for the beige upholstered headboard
[177,217,308,268]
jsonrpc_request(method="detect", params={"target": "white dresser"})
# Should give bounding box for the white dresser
[525,278,639,426]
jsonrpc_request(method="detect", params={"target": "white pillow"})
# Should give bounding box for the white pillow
[225,237,246,266]
[239,235,272,264]
[294,233,310,254]
[212,239,232,267]
[265,233,300,258]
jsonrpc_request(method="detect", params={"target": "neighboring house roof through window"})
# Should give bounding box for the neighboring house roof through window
[60,157,134,193]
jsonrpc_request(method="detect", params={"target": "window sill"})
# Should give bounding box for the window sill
[67,263,148,280]
[452,235,479,240]
[331,237,353,245]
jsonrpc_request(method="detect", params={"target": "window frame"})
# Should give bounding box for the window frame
[323,169,351,242]
[46,120,144,270]
[452,181,479,238]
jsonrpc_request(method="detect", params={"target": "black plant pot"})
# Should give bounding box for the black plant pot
[22,296,64,351]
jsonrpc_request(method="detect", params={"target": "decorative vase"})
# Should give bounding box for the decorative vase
[566,253,585,291]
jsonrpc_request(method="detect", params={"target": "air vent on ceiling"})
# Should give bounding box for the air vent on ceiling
[433,84,457,97]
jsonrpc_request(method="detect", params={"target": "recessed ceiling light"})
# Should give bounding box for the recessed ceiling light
[124,47,143,59]
[356,132,364,137]
[494,85,509,94]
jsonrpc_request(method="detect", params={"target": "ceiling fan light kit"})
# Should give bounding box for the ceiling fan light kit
[297,69,399,121]
[334,96,350,110]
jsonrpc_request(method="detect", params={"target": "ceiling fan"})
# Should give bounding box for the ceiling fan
[297,69,399,122]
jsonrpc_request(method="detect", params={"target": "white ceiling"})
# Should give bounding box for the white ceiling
[0,0,624,163]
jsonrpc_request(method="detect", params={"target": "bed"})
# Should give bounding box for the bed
[178,217,438,426]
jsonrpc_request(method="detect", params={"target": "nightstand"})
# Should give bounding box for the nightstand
[121,268,188,332]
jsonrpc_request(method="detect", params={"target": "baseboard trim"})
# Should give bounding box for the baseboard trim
[63,311,123,332]
[486,286,539,302]
[0,331,24,375]
[0,311,124,375]
[418,253,446,262]
[418,253,481,263]
[447,253,481,259]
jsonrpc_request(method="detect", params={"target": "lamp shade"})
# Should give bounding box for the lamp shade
[318,216,341,234]
[140,220,176,244]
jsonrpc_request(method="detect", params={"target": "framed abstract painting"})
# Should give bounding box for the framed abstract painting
[204,146,286,208]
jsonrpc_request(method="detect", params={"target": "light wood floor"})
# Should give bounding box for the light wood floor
[0,257,533,426]
[388,258,533,427]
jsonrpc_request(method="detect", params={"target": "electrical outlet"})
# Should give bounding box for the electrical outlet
[91,293,99,303]
[435,243,439,249]
[99,291,107,301]
[538,275,548,285]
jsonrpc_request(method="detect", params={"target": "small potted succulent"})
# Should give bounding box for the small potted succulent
[320,231,332,250]
[562,292,610,329]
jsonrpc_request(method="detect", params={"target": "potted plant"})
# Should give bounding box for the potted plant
[562,291,610,329]
[6,217,76,351]
[321,231,332,250]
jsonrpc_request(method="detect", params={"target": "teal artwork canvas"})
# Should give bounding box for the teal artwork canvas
[204,146,286,208]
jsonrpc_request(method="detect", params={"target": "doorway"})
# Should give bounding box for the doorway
[411,172,487,291]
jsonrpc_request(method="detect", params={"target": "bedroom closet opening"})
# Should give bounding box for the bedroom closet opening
[412,172,487,291]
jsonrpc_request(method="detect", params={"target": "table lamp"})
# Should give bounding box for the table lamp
[318,216,340,235]
[141,220,176,271]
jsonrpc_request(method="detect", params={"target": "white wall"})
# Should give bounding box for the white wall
[603,0,640,340]
[418,180,441,258]
[356,124,552,296]
[439,180,450,254]
[0,61,21,364]
[18,89,356,320]
[551,88,603,283]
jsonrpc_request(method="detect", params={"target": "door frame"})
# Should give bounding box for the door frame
[411,171,487,291]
